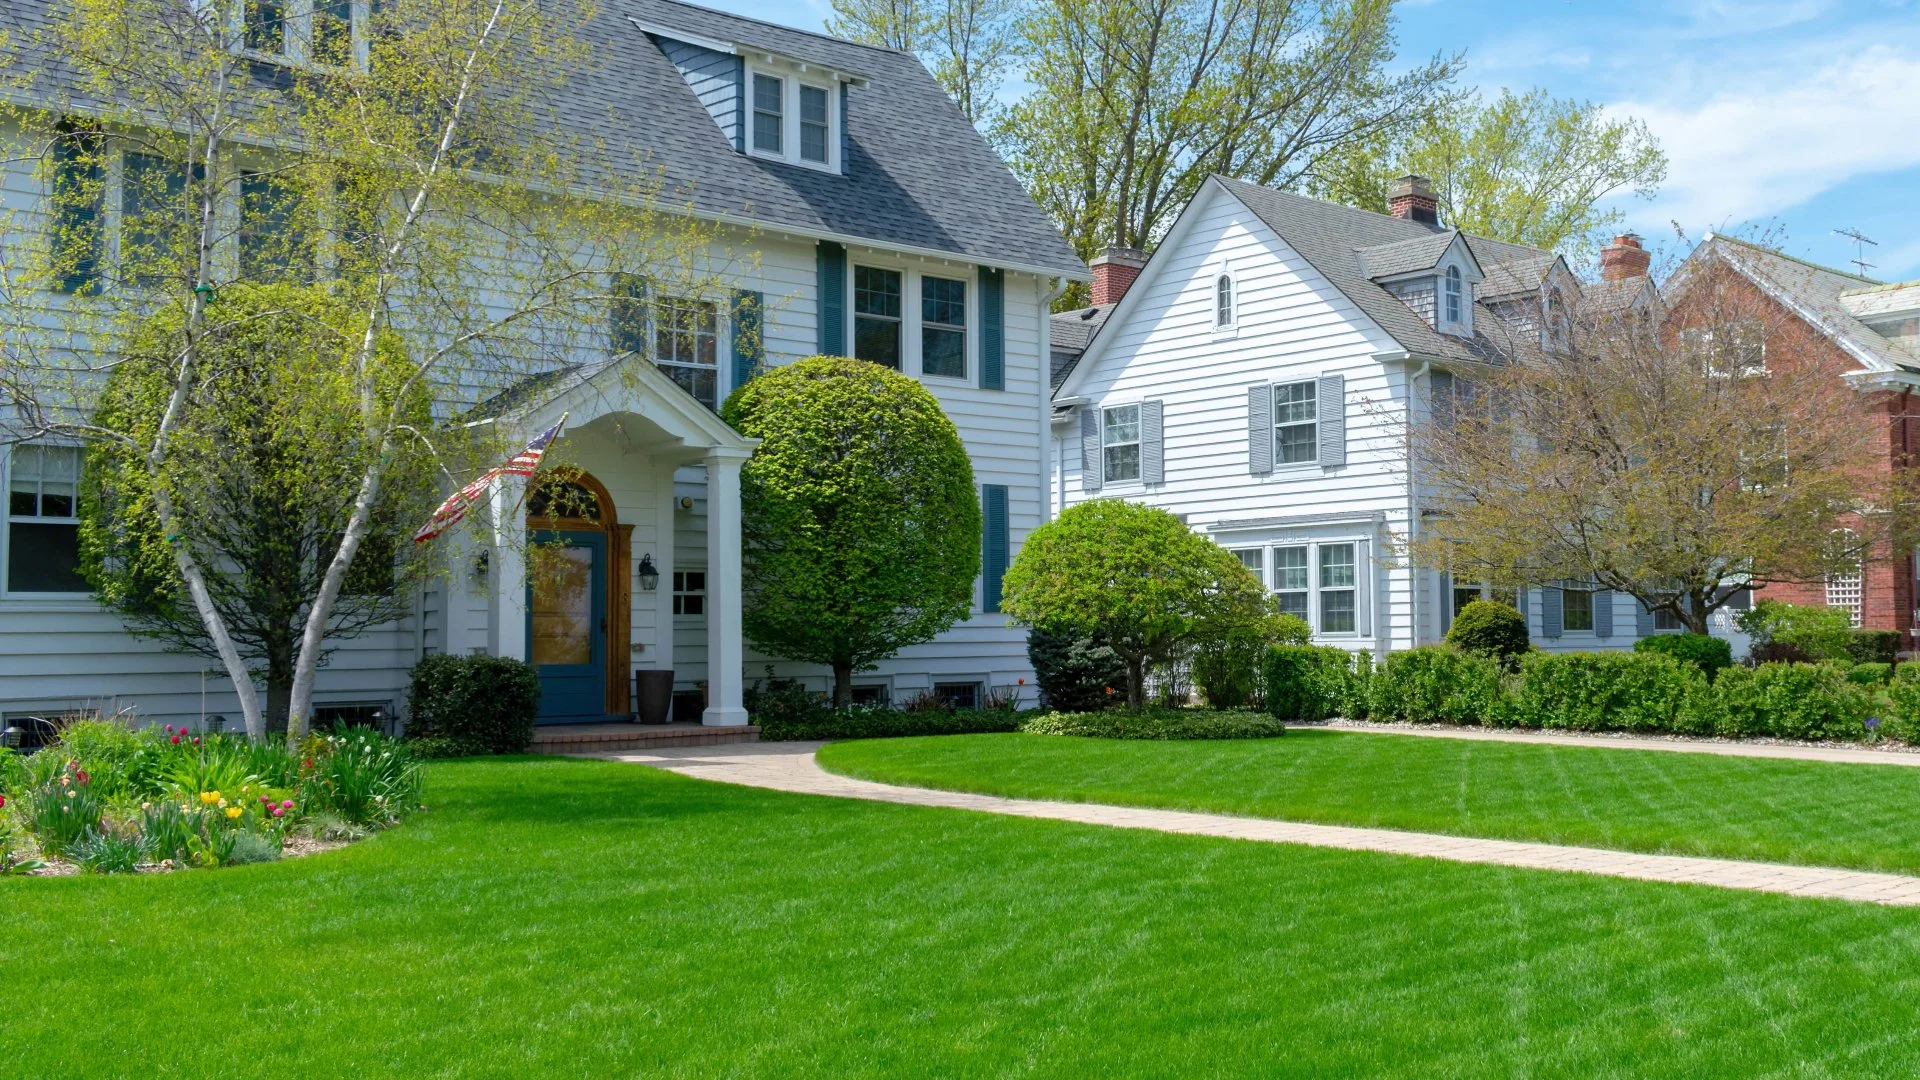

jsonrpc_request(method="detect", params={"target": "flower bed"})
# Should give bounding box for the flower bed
[0,719,424,876]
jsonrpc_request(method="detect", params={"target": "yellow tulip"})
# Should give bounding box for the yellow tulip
[224,807,243,820]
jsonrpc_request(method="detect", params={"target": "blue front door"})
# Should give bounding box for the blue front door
[527,530,608,722]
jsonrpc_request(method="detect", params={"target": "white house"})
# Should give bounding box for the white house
[1048,174,1697,656]
[0,0,1084,730]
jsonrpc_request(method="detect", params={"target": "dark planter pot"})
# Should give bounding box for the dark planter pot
[633,669,675,725]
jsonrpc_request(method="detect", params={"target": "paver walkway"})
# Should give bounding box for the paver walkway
[1309,721,1920,767]
[610,741,1920,908]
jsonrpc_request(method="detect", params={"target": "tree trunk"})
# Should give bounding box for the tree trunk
[1125,656,1145,711]
[288,454,386,745]
[265,653,293,739]
[1681,593,1710,635]
[832,659,853,708]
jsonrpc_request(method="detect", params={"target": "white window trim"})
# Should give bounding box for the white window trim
[2,442,94,601]
[918,271,970,383]
[229,0,370,72]
[1272,379,1319,469]
[1442,264,1467,333]
[1212,268,1237,333]
[744,60,841,174]
[1100,402,1143,487]
[1221,532,1373,641]
[672,567,708,620]
[650,293,725,410]
[1560,583,1597,634]
[844,256,977,386]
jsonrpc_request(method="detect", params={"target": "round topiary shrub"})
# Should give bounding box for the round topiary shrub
[405,655,540,755]
[1633,632,1734,680]
[1444,600,1530,670]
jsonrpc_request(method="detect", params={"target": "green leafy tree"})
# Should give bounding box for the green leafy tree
[829,0,1019,125]
[79,284,434,736]
[722,357,982,707]
[1305,88,1666,261]
[997,0,1459,304]
[1001,498,1268,709]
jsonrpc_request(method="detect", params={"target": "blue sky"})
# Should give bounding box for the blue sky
[701,0,1920,280]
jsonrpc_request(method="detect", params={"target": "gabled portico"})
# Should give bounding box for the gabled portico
[440,359,757,727]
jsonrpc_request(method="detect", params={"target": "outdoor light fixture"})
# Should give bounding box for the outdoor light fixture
[637,554,660,592]
[473,549,490,578]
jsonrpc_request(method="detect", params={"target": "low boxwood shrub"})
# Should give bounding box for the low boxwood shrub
[1885,665,1920,744]
[757,705,1030,741]
[1261,644,1360,722]
[1847,629,1902,665]
[1021,709,1284,740]
[1705,663,1874,741]
[1367,647,1508,726]
[1633,633,1733,680]
[1513,651,1703,733]
[1444,600,1530,670]
[1846,662,1893,686]
[405,655,540,755]
[1026,627,1127,712]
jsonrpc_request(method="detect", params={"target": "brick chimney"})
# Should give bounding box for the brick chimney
[1388,175,1439,227]
[1600,233,1651,282]
[1089,247,1147,306]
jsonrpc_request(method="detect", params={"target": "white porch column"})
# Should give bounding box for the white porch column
[487,474,528,662]
[702,448,752,726]
[652,463,677,677]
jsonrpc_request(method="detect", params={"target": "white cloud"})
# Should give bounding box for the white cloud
[1612,45,1920,232]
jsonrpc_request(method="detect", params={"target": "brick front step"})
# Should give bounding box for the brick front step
[530,722,759,755]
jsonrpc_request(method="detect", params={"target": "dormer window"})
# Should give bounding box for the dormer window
[799,85,830,165]
[1444,265,1463,325]
[236,0,368,70]
[752,73,783,154]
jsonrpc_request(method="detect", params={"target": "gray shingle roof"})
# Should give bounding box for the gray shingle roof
[1355,232,1458,279]
[1215,178,1549,367]
[1048,304,1112,389]
[4,0,1084,279]
[1684,236,1916,374]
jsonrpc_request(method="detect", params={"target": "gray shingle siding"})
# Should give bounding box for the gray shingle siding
[654,35,742,151]
[1384,278,1436,326]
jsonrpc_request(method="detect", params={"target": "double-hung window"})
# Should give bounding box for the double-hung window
[1273,546,1309,620]
[239,171,310,284]
[752,74,784,155]
[1102,404,1141,484]
[1563,586,1595,632]
[1444,265,1463,325]
[246,0,287,54]
[854,266,903,370]
[1319,543,1357,633]
[654,296,719,409]
[920,275,966,379]
[240,0,363,69]
[120,152,189,289]
[7,445,87,594]
[799,84,830,165]
[1274,381,1317,465]
[1233,548,1265,588]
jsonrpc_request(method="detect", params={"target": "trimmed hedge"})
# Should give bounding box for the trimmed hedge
[757,706,1030,741]
[1704,664,1873,741]
[405,655,540,755]
[1367,647,1507,726]
[1021,709,1285,740]
[1846,662,1893,686]
[1261,644,1361,722]
[1633,633,1733,680]
[1512,652,1702,733]
[1847,629,1902,665]
[1885,665,1920,743]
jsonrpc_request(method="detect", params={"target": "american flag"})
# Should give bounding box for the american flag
[412,416,567,543]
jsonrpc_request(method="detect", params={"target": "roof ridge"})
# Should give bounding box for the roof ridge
[1708,233,1882,285]
[642,0,917,59]
[1213,175,1552,264]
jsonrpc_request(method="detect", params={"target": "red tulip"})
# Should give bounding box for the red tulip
[170,735,180,745]
[164,724,174,734]
[191,737,200,746]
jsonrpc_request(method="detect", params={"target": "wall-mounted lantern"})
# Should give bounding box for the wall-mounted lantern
[637,554,660,592]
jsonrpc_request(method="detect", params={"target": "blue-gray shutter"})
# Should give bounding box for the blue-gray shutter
[732,56,746,152]
[979,266,1004,390]
[816,241,846,355]
[729,289,762,392]
[1248,385,1273,476]
[1635,598,1656,637]
[1541,586,1564,638]
[1318,373,1347,467]
[1516,587,1530,636]
[1080,407,1103,493]
[1140,399,1163,485]
[610,274,650,356]
[1593,588,1614,638]
[1438,571,1453,630]
[52,120,103,295]
[982,484,1009,612]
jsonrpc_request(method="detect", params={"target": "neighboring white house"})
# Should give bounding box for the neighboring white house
[1048,174,1699,655]
[0,0,1084,728]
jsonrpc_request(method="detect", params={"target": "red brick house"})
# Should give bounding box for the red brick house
[1667,235,1920,647]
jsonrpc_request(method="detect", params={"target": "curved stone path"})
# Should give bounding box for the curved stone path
[608,741,1920,908]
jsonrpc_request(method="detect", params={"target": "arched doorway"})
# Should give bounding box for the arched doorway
[525,470,633,722]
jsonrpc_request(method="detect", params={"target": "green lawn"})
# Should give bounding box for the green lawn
[7,756,1920,1076]
[820,730,1920,874]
